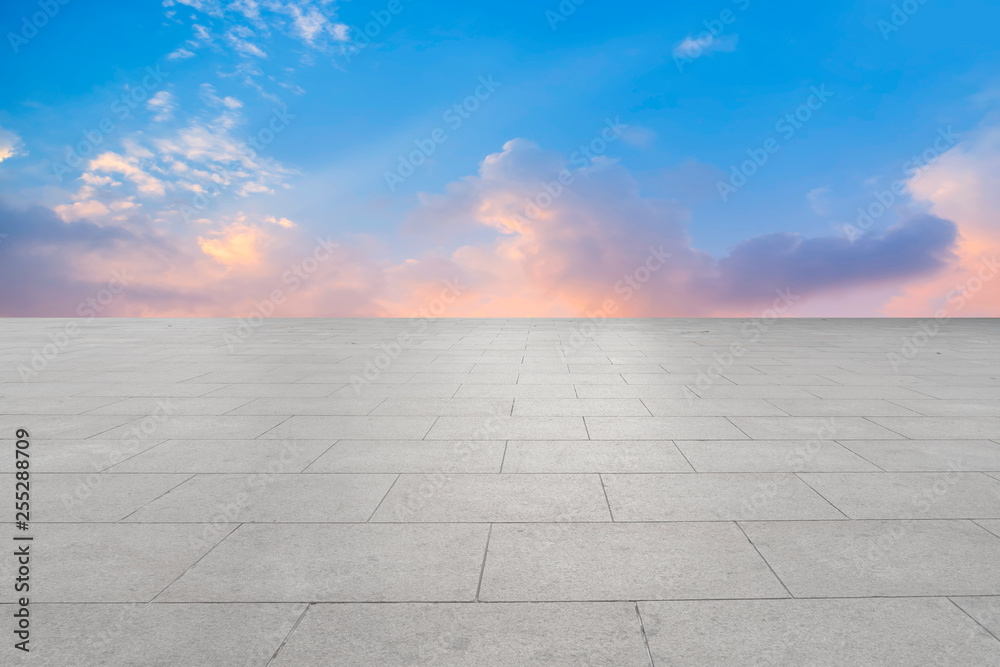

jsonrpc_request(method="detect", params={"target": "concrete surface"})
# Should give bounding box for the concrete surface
[1,317,999,665]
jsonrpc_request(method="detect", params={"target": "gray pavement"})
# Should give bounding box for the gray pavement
[2,317,1000,665]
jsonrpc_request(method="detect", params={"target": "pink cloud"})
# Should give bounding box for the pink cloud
[0,137,969,317]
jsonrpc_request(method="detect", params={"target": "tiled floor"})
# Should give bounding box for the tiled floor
[2,318,1000,665]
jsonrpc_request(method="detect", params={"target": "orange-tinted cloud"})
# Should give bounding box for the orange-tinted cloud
[883,122,1000,317]
[0,138,967,318]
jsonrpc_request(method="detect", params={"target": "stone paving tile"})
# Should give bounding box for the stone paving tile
[0,523,234,602]
[0,415,137,439]
[204,383,341,397]
[740,519,1000,597]
[512,398,651,416]
[574,384,700,398]
[912,387,1000,400]
[798,386,935,400]
[427,416,589,440]
[272,602,650,666]
[977,520,1000,538]
[107,438,332,473]
[370,398,513,416]
[158,524,489,602]
[889,399,1000,417]
[798,472,1000,519]
[63,382,230,397]
[0,473,191,522]
[764,398,921,417]
[688,385,818,399]
[260,415,437,440]
[479,522,788,601]
[585,417,748,440]
[454,384,578,398]
[84,397,256,415]
[303,439,504,473]
[640,598,1000,665]
[675,440,879,472]
[602,473,846,521]
[127,473,397,523]
[724,375,839,386]
[642,398,787,416]
[0,396,124,414]
[870,417,1000,439]
[841,439,1000,472]
[372,473,611,522]
[951,596,1000,638]
[30,439,166,472]
[728,417,904,440]
[329,383,461,398]
[518,373,625,385]
[409,372,519,384]
[98,416,287,440]
[224,397,384,415]
[12,603,305,666]
[501,440,693,473]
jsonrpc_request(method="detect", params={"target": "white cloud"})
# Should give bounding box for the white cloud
[88,152,167,197]
[147,91,178,122]
[54,199,111,222]
[264,215,296,228]
[167,47,196,60]
[0,126,25,163]
[673,33,738,59]
[621,125,657,149]
[807,186,833,216]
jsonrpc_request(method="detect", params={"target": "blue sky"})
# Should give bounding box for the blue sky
[1,0,998,316]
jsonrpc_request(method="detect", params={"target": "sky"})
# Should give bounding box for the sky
[0,0,998,318]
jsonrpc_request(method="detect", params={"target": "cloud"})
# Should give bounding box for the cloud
[0,138,965,318]
[62,91,295,210]
[807,186,833,215]
[264,215,296,228]
[712,214,957,303]
[164,0,351,74]
[0,126,25,163]
[621,125,657,149]
[54,199,111,222]
[146,91,178,122]
[393,139,957,316]
[673,33,738,60]
[198,221,269,266]
[882,120,1000,316]
[87,152,167,197]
